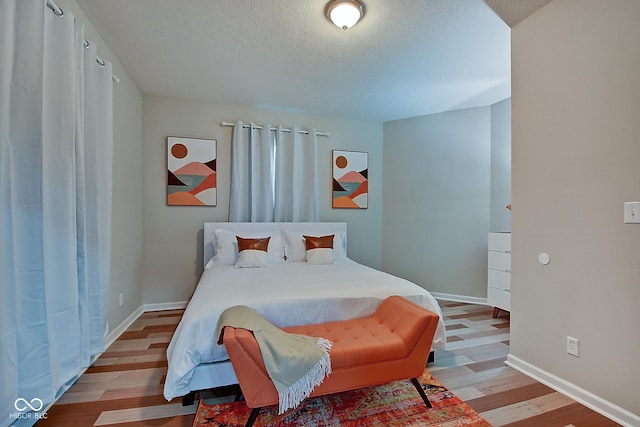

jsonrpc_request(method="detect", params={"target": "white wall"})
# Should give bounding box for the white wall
[58,0,144,332]
[382,107,491,298]
[141,94,383,304]
[511,0,640,419]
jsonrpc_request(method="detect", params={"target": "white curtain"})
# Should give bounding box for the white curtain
[0,1,113,424]
[230,122,319,222]
[274,127,319,222]
[229,121,274,222]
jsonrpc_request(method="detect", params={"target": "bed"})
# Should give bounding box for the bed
[163,222,446,402]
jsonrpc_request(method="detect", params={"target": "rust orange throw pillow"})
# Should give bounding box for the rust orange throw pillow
[236,236,270,268]
[303,235,334,265]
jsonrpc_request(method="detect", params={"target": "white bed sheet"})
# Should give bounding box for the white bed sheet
[163,259,446,401]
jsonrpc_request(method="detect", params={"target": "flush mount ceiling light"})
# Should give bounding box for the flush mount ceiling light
[325,0,365,30]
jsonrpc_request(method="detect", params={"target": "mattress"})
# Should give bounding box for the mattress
[163,259,446,401]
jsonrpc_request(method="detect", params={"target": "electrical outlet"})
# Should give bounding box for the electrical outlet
[119,292,124,307]
[567,336,579,357]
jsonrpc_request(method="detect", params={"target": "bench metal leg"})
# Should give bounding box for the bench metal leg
[410,377,432,408]
[245,407,261,427]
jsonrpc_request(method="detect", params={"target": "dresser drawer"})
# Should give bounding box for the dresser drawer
[488,251,511,272]
[488,268,510,291]
[488,232,511,253]
[487,286,511,311]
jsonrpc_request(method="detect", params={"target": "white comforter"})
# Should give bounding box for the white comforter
[163,259,446,400]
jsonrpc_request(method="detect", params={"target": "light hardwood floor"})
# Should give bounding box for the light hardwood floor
[37,301,620,426]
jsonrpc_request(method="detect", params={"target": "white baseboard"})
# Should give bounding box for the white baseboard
[42,302,187,420]
[144,301,188,312]
[430,292,488,306]
[506,354,639,427]
[104,305,144,350]
[103,301,187,350]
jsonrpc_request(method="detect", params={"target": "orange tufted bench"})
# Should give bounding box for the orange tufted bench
[222,295,440,427]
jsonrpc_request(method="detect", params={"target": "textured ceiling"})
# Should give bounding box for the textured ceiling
[75,0,513,122]
[484,0,552,27]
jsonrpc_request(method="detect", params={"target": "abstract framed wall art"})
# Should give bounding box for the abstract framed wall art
[167,137,217,206]
[332,150,368,209]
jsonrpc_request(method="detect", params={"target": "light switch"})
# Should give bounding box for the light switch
[624,202,640,224]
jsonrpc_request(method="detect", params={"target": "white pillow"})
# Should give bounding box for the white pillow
[306,247,334,265]
[235,236,270,268]
[209,229,285,266]
[304,235,335,264]
[204,257,215,270]
[334,232,347,259]
[283,231,307,262]
[283,231,347,262]
[236,249,268,268]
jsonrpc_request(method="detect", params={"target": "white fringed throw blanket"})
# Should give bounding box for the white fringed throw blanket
[216,305,332,414]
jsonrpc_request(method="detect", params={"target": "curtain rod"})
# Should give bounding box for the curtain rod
[46,0,120,84]
[221,121,329,137]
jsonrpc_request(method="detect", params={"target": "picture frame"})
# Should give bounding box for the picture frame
[332,150,368,209]
[167,136,217,206]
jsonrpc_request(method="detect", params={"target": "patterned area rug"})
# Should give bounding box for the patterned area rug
[192,370,491,427]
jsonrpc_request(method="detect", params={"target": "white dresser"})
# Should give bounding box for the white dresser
[488,232,511,316]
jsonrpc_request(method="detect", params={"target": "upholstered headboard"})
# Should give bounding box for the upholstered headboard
[203,222,347,266]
